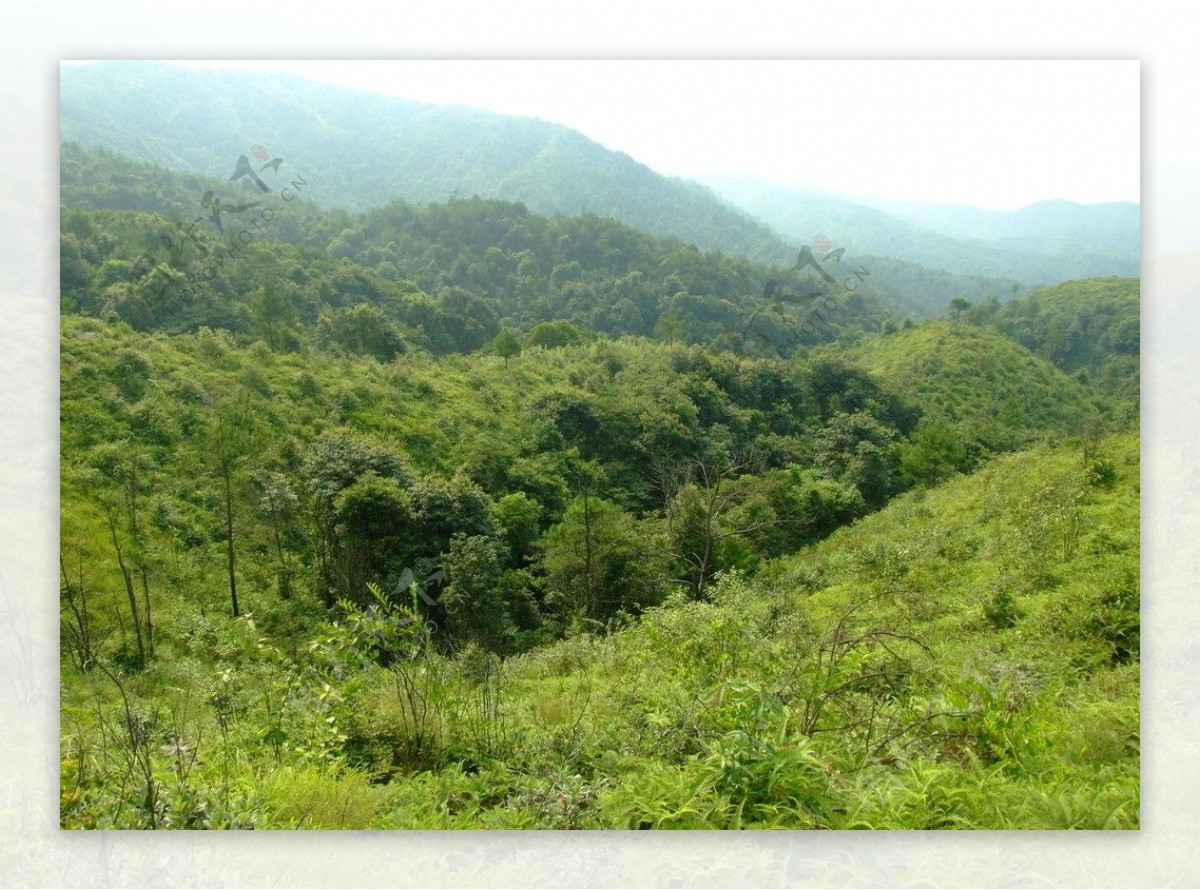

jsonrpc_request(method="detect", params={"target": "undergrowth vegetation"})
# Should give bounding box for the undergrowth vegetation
[62,412,1138,828]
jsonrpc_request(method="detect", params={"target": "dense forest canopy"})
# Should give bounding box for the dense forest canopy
[66,141,1141,369]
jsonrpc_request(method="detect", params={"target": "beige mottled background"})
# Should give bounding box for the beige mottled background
[2,4,1193,886]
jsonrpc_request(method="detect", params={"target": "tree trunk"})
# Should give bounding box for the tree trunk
[224,470,240,618]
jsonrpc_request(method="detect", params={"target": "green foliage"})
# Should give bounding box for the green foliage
[441,534,538,653]
[491,329,521,368]
[983,586,1021,630]
[59,145,1138,828]
[541,495,665,629]
[525,320,586,350]
[61,430,1139,829]
[813,411,901,509]
[60,144,906,358]
[898,420,971,488]
[111,348,153,401]
[315,303,406,361]
[848,320,1108,457]
[974,277,1139,422]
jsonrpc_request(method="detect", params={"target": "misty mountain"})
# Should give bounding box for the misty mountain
[703,175,1139,287]
[62,73,1025,320]
[59,61,796,266]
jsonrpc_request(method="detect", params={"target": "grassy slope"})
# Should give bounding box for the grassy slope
[845,320,1112,451]
[434,432,1139,829]
[981,277,1140,420]
[63,419,1138,828]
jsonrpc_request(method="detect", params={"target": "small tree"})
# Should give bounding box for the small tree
[441,533,537,653]
[491,329,521,369]
[250,283,298,351]
[653,312,686,343]
[198,400,261,617]
[256,471,300,597]
[949,298,971,322]
[541,495,663,629]
[897,421,971,488]
[662,454,775,599]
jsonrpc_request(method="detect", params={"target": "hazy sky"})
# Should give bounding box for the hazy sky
[154,59,1140,211]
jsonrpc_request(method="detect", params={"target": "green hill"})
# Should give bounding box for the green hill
[64,144,935,356]
[61,376,1139,827]
[845,319,1110,461]
[59,189,894,356]
[970,277,1139,420]
[58,289,1139,830]
[70,142,1104,361]
[60,62,793,266]
[57,65,1141,833]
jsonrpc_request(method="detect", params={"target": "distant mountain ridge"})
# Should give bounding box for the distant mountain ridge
[59,61,795,266]
[60,62,1120,316]
[702,175,1139,287]
[59,140,1025,326]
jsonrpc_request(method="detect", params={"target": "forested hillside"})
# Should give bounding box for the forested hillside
[72,140,1108,367]
[970,277,1140,421]
[60,313,1139,827]
[58,68,1139,831]
[846,320,1110,470]
[59,298,1138,829]
[60,63,791,265]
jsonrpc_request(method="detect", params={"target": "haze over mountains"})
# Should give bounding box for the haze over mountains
[703,176,1139,287]
[60,62,791,265]
[60,61,1138,315]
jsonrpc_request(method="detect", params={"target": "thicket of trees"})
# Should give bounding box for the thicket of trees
[61,142,1041,347]
[64,315,950,654]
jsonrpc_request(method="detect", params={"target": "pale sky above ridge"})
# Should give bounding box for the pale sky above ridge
[66,59,1140,212]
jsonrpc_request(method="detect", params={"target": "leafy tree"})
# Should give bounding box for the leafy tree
[653,312,686,343]
[315,303,407,362]
[541,495,663,629]
[251,283,299,351]
[408,475,498,564]
[755,467,865,556]
[897,420,971,488]
[813,411,900,510]
[661,455,775,598]
[491,491,544,567]
[525,320,585,350]
[302,429,409,605]
[255,470,300,597]
[333,472,412,605]
[491,329,521,369]
[440,533,538,652]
